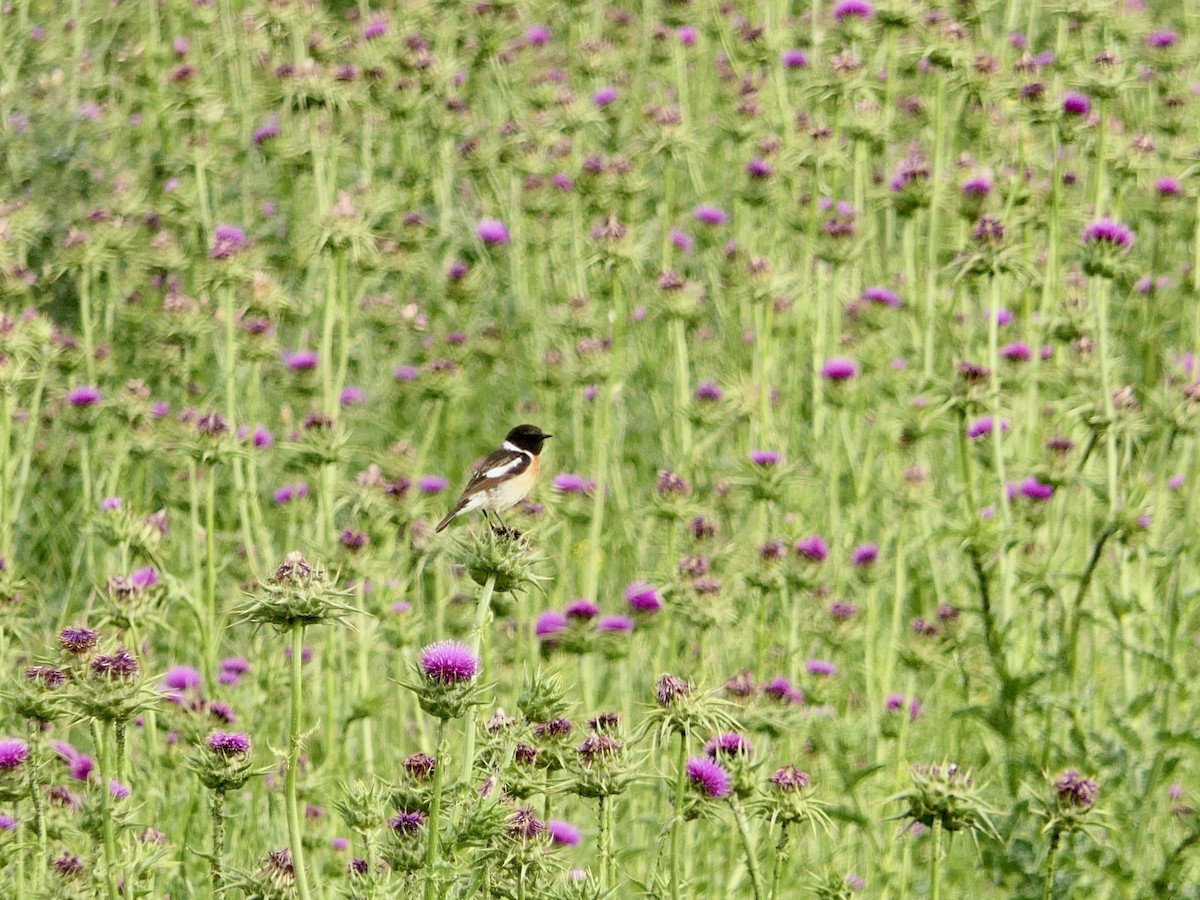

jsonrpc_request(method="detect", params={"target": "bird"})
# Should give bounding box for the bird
[434,424,551,533]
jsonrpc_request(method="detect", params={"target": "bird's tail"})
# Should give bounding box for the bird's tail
[434,511,456,533]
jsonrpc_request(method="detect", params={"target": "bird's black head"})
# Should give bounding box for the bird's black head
[506,423,552,454]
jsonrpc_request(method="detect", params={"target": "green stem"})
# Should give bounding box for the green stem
[424,719,449,900]
[1092,277,1119,512]
[211,789,227,899]
[91,721,121,900]
[286,622,313,900]
[598,795,613,892]
[669,728,688,900]
[930,817,943,900]
[1042,828,1061,900]
[924,76,947,378]
[730,797,765,900]
[769,825,790,900]
[205,467,219,687]
[460,573,495,783]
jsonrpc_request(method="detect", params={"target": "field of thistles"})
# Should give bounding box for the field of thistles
[1,0,1199,897]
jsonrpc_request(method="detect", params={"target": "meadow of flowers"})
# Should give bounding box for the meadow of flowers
[0,0,1198,896]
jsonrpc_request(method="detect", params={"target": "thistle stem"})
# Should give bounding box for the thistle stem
[424,718,449,900]
[1041,827,1061,900]
[90,721,121,900]
[930,818,943,900]
[285,622,313,900]
[669,728,688,900]
[211,789,227,898]
[730,797,765,900]
[461,573,496,784]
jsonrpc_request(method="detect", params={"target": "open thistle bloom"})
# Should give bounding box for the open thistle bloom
[1081,218,1135,279]
[686,757,732,799]
[419,641,480,684]
[626,582,663,614]
[410,640,485,720]
[477,219,510,245]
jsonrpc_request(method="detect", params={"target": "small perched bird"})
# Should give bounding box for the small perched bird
[434,424,551,533]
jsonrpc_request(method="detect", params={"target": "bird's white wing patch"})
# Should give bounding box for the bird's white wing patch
[482,454,529,479]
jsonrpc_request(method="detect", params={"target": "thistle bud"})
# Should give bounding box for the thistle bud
[190,731,255,792]
[235,552,356,631]
[896,762,997,837]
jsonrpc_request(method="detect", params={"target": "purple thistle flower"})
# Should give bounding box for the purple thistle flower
[1168,474,1185,491]
[1156,177,1182,198]
[961,177,992,198]
[54,853,85,878]
[794,535,828,563]
[1146,31,1178,50]
[863,286,901,308]
[477,219,510,245]
[206,730,251,757]
[763,677,804,704]
[749,449,781,466]
[389,809,428,833]
[593,86,618,107]
[535,610,568,639]
[851,544,879,566]
[90,648,139,680]
[833,0,874,21]
[331,837,349,851]
[272,482,309,504]
[131,567,158,590]
[1001,341,1032,362]
[1082,218,1135,250]
[830,600,860,621]
[418,475,448,495]
[1062,92,1092,117]
[59,626,99,654]
[694,380,724,402]
[694,205,729,226]
[553,473,595,494]
[0,815,15,830]
[746,157,773,179]
[704,732,752,760]
[548,819,582,846]
[283,349,318,372]
[393,364,420,382]
[1055,769,1098,808]
[677,25,698,46]
[162,666,202,693]
[565,599,599,620]
[210,224,248,259]
[339,386,365,406]
[525,25,550,46]
[769,765,810,790]
[686,757,732,798]
[781,49,808,69]
[596,614,634,633]
[252,116,281,145]
[0,739,29,772]
[68,385,102,407]
[109,780,130,800]
[670,229,695,252]
[967,416,1010,440]
[1016,477,1055,501]
[806,659,837,677]
[419,640,480,684]
[988,307,1014,326]
[362,16,388,41]
[99,496,122,511]
[822,357,859,381]
[625,582,663,613]
[252,426,274,448]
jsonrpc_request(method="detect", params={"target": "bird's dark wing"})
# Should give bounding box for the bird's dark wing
[460,448,530,495]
